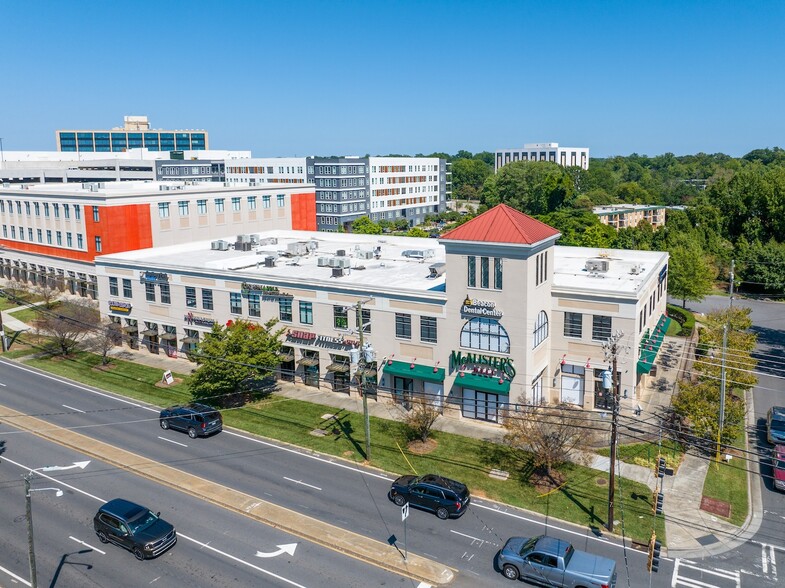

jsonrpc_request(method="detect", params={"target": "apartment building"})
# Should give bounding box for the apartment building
[92,204,669,422]
[593,204,667,229]
[495,143,589,171]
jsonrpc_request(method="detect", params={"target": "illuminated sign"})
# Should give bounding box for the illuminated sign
[108,301,132,314]
[184,312,216,327]
[461,295,503,318]
[449,350,515,379]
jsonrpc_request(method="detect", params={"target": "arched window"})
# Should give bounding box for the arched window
[533,311,549,348]
[460,317,510,353]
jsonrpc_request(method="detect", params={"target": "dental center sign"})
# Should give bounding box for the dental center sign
[461,296,503,318]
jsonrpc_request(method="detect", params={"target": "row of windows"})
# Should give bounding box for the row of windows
[373,164,438,173]
[535,252,548,286]
[157,195,284,218]
[312,165,366,175]
[564,312,613,341]
[468,256,503,290]
[228,166,305,174]
[1,225,87,249]
[318,202,366,213]
[317,178,366,188]
[0,200,83,220]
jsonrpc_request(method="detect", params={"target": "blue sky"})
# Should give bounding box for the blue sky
[1,0,783,158]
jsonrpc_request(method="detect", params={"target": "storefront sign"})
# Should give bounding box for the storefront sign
[461,295,503,318]
[108,300,132,314]
[140,271,169,283]
[241,283,293,297]
[184,312,216,327]
[449,350,516,379]
[287,329,317,341]
[286,330,359,348]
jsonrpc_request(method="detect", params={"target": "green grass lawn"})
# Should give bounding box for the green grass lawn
[0,292,44,311]
[702,430,749,526]
[17,350,664,543]
[9,302,61,324]
[597,440,685,472]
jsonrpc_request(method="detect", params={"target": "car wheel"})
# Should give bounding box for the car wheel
[187,427,197,439]
[436,507,449,520]
[133,547,145,561]
[160,419,169,430]
[393,494,407,506]
[503,564,519,580]
[96,530,109,544]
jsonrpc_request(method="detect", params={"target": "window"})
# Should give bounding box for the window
[564,312,582,338]
[395,313,412,339]
[74,205,81,220]
[25,202,31,215]
[467,256,476,287]
[531,369,545,404]
[230,292,242,314]
[215,198,225,213]
[34,202,40,216]
[93,207,100,222]
[66,232,72,247]
[247,195,257,210]
[196,199,207,215]
[28,228,33,241]
[64,204,70,219]
[202,289,213,310]
[109,277,119,296]
[420,316,437,343]
[357,308,371,333]
[533,311,548,348]
[460,317,510,353]
[53,203,60,218]
[160,283,171,304]
[536,252,549,286]
[56,231,62,245]
[185,287,197,307]
[592,315,612,341]
[46,230,52,244]
[277,194,285,207]
[77,234,83,249]
[299,301,313,325]
[95,236,102,252]
[122,279,132,298]
[178,201,189,216]
[494,257,503,289]
[333,306,348,329]
[480,256,489,288]
[279,298,292,322]
[232,197,241,211]
[145,283,156,302]
[263,195,271,208]
[248,292,261,317]
[158,202,170,218]
[37,229,42,243]
[44,203,50,217]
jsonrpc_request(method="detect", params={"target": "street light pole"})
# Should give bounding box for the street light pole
[24,472,38,588]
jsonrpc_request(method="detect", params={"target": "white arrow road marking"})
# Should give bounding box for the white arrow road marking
[69,535,105,555]
[157,436,188,447]
[41,460,91,472]
[62,404,85,413]
[283,477,321,491]
[255,543,298,558]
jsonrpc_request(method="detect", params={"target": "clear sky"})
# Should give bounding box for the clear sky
[1,0,783,158]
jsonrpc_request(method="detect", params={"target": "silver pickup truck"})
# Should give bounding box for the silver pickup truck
[498,535,617,588]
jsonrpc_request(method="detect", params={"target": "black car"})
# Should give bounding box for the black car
[389,474,470,519]
[159,403,222,438]
[93,499,176,560]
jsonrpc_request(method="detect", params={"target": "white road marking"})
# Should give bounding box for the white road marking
[69,535,105,555]
[62,404,85,413]
[416,583,432,588]
[283,477,322,491]
[450,530,483,543]
[157,436,188,447]
[0,381,7,386]
[0,562,31,586]
[672,559,741,588]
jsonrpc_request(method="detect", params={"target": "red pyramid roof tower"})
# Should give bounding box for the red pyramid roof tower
[440,204,560,245]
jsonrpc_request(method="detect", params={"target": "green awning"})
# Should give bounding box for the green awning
[637,314,672,375]
[454,372,511,395]
[383,360,445,383]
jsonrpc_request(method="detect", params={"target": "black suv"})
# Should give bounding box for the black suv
[389,474,470,519]
[93,499,176,560]
[159,403,222,438]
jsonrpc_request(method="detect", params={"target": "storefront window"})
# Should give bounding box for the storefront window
[462,389,502,422]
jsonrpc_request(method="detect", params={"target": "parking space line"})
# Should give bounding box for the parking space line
[63,404,85,413]
[158,436,188,447]
[0,562,31,586]
[69,535,106,555]
[283,477,321,491]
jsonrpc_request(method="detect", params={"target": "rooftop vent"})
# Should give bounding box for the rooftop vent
[211,240,230,251]
[336,249,346,257]
[402,249,435,260]
[585,258,610,273]
[287,242,308,256]
[264,256,276,268]
[331,267,345,278]
[317,257,330,267]
[428,263,447,278]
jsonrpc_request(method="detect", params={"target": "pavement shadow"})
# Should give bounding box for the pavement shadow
[753,417,775,493]
[49,549,93,588]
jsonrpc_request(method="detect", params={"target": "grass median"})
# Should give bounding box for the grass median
[17,349,665,543]
[702,430,749,526]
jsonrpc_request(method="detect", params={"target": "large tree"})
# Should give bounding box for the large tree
[482,161,574,215]
[350,216,382,235]
[190,318,285,407]
[36,298,101,356]
[667,240,716,307]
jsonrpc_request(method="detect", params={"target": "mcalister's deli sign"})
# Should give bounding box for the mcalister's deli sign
[449,350,515,379]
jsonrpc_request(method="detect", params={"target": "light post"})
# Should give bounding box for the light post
[24,471,63,588]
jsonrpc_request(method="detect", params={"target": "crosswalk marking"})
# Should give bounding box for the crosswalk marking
[672,559,741,588]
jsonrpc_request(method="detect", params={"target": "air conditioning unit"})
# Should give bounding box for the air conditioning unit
[630,264,642,275]
[331,267,345,278]
[428,262,447,278]
[212,240,230,251]
[317,257,330,267]
[258,237,277,246]
[328,258,341,268]
[249,234,260,244]
[264,256,276,268]
[336,249,346,257]
[337,258,350,268]
[235,241,252,251]
[237,234,251,243]
[288,242,308,255]
[308,240,319,251]
[585,258,610,272]
[356,250,374,260]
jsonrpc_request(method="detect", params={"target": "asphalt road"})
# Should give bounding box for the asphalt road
[0,358,675,587]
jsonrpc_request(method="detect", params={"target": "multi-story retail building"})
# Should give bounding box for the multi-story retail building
[495,143,589,171]
[92,204,669,421]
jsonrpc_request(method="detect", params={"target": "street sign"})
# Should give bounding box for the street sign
[401,502,409,521]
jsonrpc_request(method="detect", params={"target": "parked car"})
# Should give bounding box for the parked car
[773,445,785,492]
[159,403,222,438]
[767,406,785,445]
[93,498,176,560]
[498,535,617,587]
[389,474,470,519]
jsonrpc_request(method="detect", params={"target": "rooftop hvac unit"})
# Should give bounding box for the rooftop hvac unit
[585,258,610,272]
[287,241,308,255]
[212,240,230,251]
[264,256,276,268]
[336,249,346,257]
[331,267,345,278]
[235,241,252,251]
[317,257,330,267]
[258,237,278,246]
[337,258,350,268]
[249,234,260,244]
[307,240,318,251]
[428,262,447,278]
[328,258,341,268]
[237,234,251,243]
[356,250,374,260]
[630,264,643,275]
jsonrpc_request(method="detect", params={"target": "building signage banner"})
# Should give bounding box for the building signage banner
[449,350,516,379]
[140,271,169,284]
[241,283,293,297]
[287,329,317,341]
[184,312,216,327]
[461,295,503,318]
[108,301,132,315]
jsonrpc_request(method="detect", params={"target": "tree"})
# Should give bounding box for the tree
[671,380,745,452]
[451,158,491,200]
[667,240,715,307]
[37,298,101,356]
[406,227,429,238]
[483,161,574,215]
[90,321,123,365]
[33,282,61,309]
[189,318,285,407]
[403,396,441,442]
[502,402,595,479]
[350,216,382,235]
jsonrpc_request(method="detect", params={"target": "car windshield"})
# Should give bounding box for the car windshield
[520,537,539,556]
[127,510,158,534]
[771,419,785,433]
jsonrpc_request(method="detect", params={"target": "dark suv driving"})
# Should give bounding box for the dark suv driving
[159,403,222,438]
[93,499,176,560]
[389,474,470,519]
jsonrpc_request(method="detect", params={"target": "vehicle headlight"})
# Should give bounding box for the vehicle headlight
[145,543,153,549]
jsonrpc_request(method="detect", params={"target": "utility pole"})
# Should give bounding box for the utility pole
[24,473,38,588]
[715,324,729,462]
[603,330,625,533]
[728,260,735,309]
[356,299,371,461]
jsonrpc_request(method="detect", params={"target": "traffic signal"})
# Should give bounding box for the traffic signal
[647,533,661,572]
[657,457,666,478]
[655,492,664,515]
